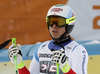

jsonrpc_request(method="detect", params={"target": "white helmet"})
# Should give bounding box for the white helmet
[46,4,75,33]
[46,4,76,41]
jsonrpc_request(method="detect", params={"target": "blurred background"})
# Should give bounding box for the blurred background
[0,0,100,74]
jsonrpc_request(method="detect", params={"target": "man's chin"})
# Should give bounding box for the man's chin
[52,37,60,39]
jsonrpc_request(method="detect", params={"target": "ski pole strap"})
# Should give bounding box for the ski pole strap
[61,62,70,73]
[12,38,16,46]
[17,61,25,69]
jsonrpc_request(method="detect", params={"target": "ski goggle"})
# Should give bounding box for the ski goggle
[46,16,75,27]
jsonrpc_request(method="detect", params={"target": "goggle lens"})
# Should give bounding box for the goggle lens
[46,16,66,27]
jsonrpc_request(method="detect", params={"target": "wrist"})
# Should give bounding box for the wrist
[17,61,25,69]
[61,62,70,73]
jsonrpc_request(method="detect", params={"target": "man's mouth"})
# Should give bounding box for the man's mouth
[52,30,57,33]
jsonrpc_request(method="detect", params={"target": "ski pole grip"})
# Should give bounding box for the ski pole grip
[12,38,16,46]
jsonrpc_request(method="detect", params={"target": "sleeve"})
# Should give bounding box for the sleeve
[29,44,40,74]
[64,68,76,74]
[18,44,41,74]
[18,56,39,74]
[29,56,39,74]
[70,45,88,74]
[18,66,30,74]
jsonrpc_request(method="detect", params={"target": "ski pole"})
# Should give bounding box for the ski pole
[56,63,59,74]
[0,39,11,50]
[0,38,18,74]
[51,49,59,74]
[12,38,18,74]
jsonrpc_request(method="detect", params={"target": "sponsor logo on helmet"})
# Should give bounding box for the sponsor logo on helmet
[67,10,74,18]
[50,8,63,12]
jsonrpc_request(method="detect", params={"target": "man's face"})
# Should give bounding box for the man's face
[49,24,65,38]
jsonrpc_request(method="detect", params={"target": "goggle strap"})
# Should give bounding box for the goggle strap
[66,16,75,24]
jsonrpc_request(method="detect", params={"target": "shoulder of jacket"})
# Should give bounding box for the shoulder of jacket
[71,41,87,52]
[38,40,51,48]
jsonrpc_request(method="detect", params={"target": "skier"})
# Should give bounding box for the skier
[8,4,88,74]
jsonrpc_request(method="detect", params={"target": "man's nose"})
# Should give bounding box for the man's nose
[52,24,57,28]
